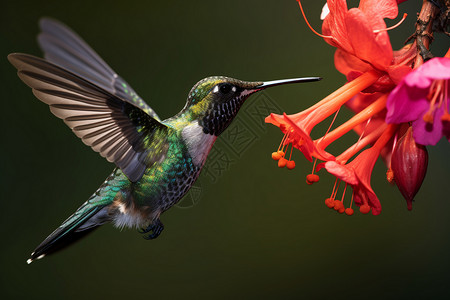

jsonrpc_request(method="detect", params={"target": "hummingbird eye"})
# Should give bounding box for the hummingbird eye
[219,83,233,94]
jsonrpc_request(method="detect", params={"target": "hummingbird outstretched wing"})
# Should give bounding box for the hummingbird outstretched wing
[37,17,161,121]
[8,53,170,182]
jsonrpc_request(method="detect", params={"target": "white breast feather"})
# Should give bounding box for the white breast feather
[181,121,217,166]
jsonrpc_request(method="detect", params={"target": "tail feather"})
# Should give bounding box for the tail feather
[27,199,111,264]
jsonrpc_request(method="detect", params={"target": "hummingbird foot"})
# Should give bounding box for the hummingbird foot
[139,218,164,240]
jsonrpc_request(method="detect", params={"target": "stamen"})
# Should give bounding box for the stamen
[286,160,296,169]
[336,123,387,164]
[333,199,344,212]
[273,131,292,162]
[334,183,347,213]
[312,158,318,173]
[332,180,341,200]
[278,133,293,168]
[441,80,450,122]
[286,146,296,170]
[278,142,288,168]
[373,13,407,33]
[325,178,338,208]
[386,168,394,183]
[341,183,347,202]
[280,131,291,154]
[391,129,399,158]
[306,173,319,185]
[278,156,288,168]
[345,194,354,215]
[319,107,341,143]
[271,152,282,160]
[360,204,371,214]
[354,118,371,151]
[272,131,289,160]
[306,158,320,184]
[424,80,444,123]
[297,0,333,39]
[423,112,434,123]
[289,143,294,160]
[278,131,288,152]
[386,130,398,183]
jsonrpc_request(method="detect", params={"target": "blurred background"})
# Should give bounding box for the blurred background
[1,0,449,299]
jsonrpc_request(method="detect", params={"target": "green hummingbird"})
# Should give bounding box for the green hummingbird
[8,18,321,264]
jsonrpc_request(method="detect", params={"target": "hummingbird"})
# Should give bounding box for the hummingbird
[8,18,321,264]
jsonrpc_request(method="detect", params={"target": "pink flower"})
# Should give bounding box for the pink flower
[386,53,450,145]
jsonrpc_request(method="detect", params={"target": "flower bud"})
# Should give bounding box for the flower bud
[391,127,428,210]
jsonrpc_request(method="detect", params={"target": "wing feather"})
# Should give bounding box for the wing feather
[8,53,169,182]
[37,18,161,120]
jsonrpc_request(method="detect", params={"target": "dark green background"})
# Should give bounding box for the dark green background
[1,0,449,299]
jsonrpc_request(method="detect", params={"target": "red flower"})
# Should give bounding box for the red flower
[322,0,398,70]
[324,124,398,215]
[266,70,382,163]
[320,0,414,92]
[267,0,419,216]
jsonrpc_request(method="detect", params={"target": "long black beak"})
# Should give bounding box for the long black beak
[254,77,322,89]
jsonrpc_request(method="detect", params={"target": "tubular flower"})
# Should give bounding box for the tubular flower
[266,0,447,216]
[266,70,399,216]
[324,124,398,215]
[386,50,450,145]
[266,70,383,163]
[266,0,428,216]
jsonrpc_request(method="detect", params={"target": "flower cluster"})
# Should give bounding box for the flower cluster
[267,0,449,215]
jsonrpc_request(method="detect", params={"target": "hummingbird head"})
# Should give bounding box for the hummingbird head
[179,76,321,136]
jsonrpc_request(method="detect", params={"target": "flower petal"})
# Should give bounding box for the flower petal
[353,183,382,215]
[265,113,286,129]
[322,0,352,52]
[325,147,383,215]
[443,120,450,142]
[321,3,330,20]
[412,107,445,145]
[359,0,398,30]
[386,83,429,124]
[345,8,393,70]
[405,58,450,88]
[325,161,358,185]
[283,114,335,162]
[386,64,412,85]
[334,48,371,75]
